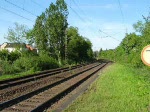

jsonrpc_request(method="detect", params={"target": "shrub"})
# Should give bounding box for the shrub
[8,51,21,62]
[13,56,38,72]
[0,60,17,74]
[38,54,59,70]
[13,55,59,72]
[0,50,9,60]
[0,53,59,75]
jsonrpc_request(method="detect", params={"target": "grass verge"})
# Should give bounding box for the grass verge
[64,63,150,112]
[0,70,37,81]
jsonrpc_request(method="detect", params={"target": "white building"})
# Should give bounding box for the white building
[0,42,37,53]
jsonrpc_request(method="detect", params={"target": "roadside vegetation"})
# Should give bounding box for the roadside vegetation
[0,0,94,80]
[65,63,150,112]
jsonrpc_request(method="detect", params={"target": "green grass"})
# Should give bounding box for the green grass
[0,70,37,81]
[64,63,150,112]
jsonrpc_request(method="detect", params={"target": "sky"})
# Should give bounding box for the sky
[0,0,150,51]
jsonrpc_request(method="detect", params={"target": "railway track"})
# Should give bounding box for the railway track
[0,64,85,90]
[0,61,108,112]
[0,62,98,103]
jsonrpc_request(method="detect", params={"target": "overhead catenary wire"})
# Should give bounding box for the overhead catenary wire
[68,4,85,22]
[30,0,45,9]
[72,0,92,22]
[99,29,121,42]
[4,0,37,17]
[117,0,127,33]
[68,1,97,34]
[0,6,34,22]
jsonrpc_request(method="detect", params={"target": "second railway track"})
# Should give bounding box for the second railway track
[0,61,109,112]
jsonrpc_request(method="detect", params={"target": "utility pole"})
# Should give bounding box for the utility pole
[65,31,68,65]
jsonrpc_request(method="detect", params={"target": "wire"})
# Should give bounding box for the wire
[72,0,92,22]
[118,0,124,23]
[4,0,37,17]
[72,0,86,17]
[68,4,85,22]
[117,0,127,33]
[99,30,120,42]
[0,6,34,22]
[30,0,45,9]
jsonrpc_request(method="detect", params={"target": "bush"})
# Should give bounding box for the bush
[0,50,9,60]
[13,56,39,72]
[8,51,21,62]
[0,50,21,63]
[13,55,59,72]
[0,54,59,75]
[38,54,59,70]
[0,60,17,74]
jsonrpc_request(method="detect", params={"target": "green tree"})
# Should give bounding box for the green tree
[33,13,48,54]
[68,35,93,63]
[33,0,68,65]
[46,0,68,64]
[120,33,141,55]
[4,22,29,43]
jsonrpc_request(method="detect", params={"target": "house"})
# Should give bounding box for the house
[26,44,37,53]
[0,42,37,53]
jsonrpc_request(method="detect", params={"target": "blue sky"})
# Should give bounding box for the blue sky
[0,0,150,50]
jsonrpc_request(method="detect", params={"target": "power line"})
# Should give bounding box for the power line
[99,29,120,42]
[69,1,95,33]
[68,4,85,22]
[72,0,87,17]
[4,0,37,17]
[72,0,92,22]
[118,0,124,23]
[0,6,34,22]
[117,0,127,33]
[30,0,45,9]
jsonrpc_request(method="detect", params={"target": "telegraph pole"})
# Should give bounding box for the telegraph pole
[65,31,68,65]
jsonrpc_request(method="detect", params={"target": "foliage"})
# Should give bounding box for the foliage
[33,0,68,65]
[0,50,21,62]
[0,49,9,60]
[0,60,16,74]
[0,53,59,75]
[4,22,29,43]
[67,26,93,63]
[13,57,37,72]
[38,54,59,70]
[13,55,59,72]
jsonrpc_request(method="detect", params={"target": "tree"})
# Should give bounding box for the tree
[68,35,93,63]
[66,26,79,41]
[4,22,29,43]
[33,13,48,54]
[33,0,68,64]
[120,33,141,55]
[46,0,68,64]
